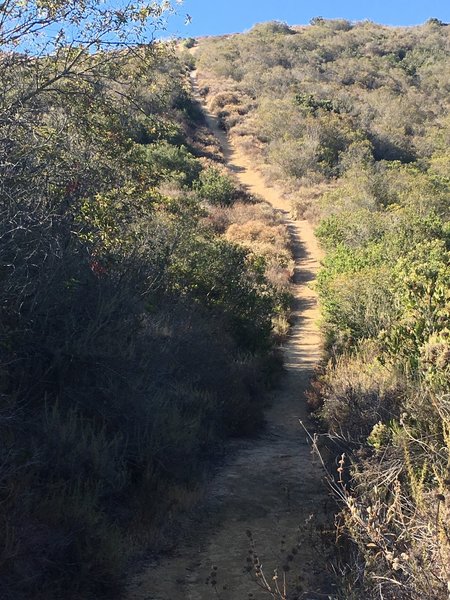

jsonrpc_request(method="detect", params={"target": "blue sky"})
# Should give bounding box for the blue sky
[165,0,450,38]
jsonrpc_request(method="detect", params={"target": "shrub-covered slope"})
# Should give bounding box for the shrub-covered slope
[195,19,450,600]
[0,39,292,600]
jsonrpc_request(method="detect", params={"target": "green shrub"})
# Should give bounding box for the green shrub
[194,167,237,205]
[0,37,284,600]
[172,88,205,123]
[145,141,201,186]
[183,37,197,49]
[250,21,295,36]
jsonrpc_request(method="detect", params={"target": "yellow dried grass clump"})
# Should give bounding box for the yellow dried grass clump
[226,219,287,245]
[224,218,294,307]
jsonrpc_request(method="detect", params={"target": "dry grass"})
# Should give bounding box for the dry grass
[318,342,404,443]
[204,201,294,295]
[332,435,450,600]
[291,183,337,224]
[313,346,450,599]
[204,200,283,231]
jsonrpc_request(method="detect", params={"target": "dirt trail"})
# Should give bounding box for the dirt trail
[126,72,332,600]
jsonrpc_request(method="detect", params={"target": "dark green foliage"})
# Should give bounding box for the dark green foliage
[193,167,237,205]
[294,92,336,114]
[169,235,275,352]
[183,37,197,49]
[145,141,202,186]
[172,87,205,124]
[425,17,446,26]
[0,40,281,600]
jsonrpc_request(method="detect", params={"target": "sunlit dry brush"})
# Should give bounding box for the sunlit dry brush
[191,19,450,600]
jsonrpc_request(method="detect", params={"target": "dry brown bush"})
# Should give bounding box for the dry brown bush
[209,91,241,110]
[291,184,335,223]
[203,200,293,342]
[224,218,294,309]
[204,200,284,232]
[333,420,450,600]
[320,343,404,443]
[226,219,288,245]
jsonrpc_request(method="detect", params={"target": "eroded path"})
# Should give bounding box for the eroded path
[126,72,332,600]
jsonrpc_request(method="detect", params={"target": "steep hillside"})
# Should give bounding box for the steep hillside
[193,19,450,600]
[196,19,449,214]
[2,9,450,599]
[0,13,293,600]
[127,68,331,600]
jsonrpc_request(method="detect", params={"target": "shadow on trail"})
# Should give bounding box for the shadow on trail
[126,68,334,600]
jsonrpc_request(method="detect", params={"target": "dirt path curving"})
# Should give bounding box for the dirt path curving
[126,71,332,600]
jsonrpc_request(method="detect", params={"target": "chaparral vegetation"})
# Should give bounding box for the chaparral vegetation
[0,4,292,599]
[2,3,450,598]
[196,18,450,600]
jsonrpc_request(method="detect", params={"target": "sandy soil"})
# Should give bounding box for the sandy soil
[126,71,333,600]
